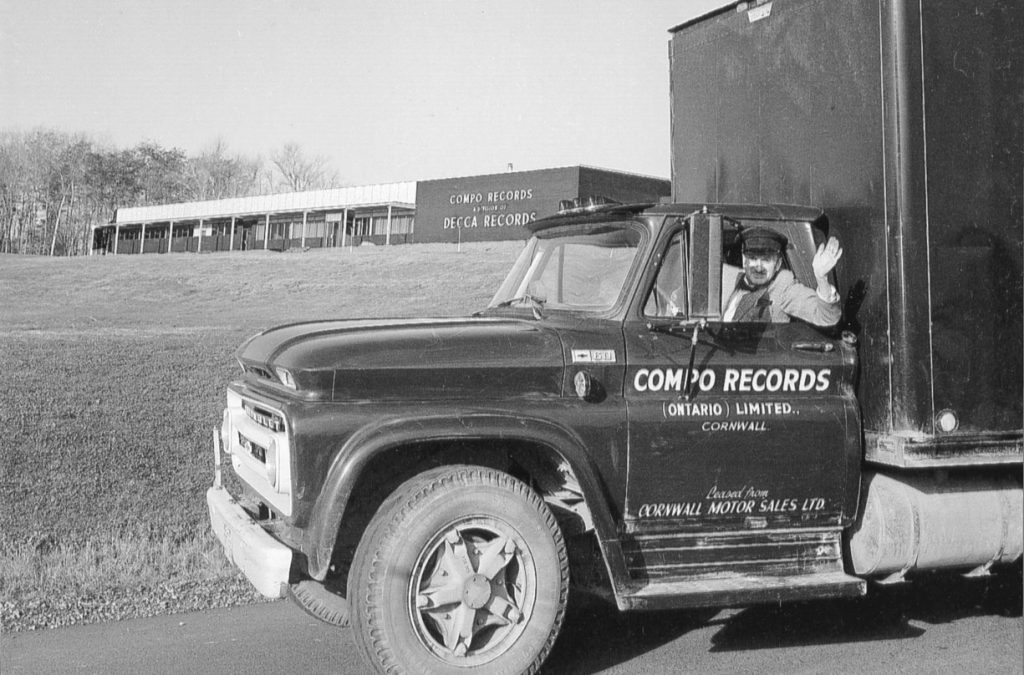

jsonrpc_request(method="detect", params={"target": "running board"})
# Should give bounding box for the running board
[619,571,867,611]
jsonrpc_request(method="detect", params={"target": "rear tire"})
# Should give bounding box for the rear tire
[349,465,569,675]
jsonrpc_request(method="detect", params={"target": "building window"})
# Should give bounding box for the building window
[305,221,326,238]
[270,222,289,240]
[352,214,414,236]
[389,215,414,235]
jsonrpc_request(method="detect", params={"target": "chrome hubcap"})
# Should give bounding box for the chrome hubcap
[410,520,534,663]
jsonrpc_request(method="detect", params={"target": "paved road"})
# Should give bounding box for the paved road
[3,571,1021,674]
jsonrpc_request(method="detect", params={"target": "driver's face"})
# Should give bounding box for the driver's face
[742,251,783,288]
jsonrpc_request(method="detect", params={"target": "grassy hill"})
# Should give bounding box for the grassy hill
[0,242,522,631]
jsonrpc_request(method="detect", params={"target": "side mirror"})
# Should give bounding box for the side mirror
[687,213,723,319]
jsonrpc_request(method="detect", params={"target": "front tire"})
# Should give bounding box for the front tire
[349,465,569,675]
[288,569,350,626]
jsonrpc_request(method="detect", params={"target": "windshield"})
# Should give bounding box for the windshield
[488,221,644,312]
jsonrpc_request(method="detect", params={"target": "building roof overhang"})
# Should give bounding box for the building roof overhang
[107,182,417,227]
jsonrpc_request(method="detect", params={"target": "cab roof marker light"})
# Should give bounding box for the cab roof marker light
[584,196,616,208]
[556,195,622,215]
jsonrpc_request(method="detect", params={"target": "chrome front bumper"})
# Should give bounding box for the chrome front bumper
[207,428,291,598]
[207,485,292,598]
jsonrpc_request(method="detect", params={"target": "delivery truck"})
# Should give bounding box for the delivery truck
[206,1,1021,672]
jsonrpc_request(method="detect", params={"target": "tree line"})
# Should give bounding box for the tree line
[0,129,340,255]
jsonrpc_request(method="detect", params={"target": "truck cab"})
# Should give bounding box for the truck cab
[207,198,1021,675]
[495,200,864,598]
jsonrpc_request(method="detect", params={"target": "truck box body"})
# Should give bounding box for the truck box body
[669,0,1022,465]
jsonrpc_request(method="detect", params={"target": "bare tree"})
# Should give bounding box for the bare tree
[0,130,83,254]
[0,129,349,254]
[187,138,262,200]
[270,142,338,192]
[135,141,189,205]
[48,137,90,255]
[0,132,30,253]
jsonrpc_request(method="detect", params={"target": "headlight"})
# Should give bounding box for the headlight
[274,367,297,389]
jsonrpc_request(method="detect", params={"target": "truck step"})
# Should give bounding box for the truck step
[621,571,866,611]
[622,527,848,582]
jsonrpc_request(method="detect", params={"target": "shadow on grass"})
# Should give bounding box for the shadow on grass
[540,568,1021,674]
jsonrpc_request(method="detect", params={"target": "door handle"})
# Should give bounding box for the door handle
[792,341,835,353]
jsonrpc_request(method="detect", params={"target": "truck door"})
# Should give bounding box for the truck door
[623,219,859,534]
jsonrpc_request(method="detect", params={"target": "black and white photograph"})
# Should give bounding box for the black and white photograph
[2,1,1021,673]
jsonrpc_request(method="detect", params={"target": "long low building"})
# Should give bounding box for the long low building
[92,166,669,254]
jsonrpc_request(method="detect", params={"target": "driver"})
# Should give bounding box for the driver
[722,227,842,326]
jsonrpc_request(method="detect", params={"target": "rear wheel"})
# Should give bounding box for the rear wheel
[349,465,569,675]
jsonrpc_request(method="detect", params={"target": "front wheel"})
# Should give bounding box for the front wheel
[348,465,569,675]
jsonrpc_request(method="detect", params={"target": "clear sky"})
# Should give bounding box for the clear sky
[2,0,729,185]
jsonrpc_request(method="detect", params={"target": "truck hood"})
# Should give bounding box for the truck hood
[236,317,565,401]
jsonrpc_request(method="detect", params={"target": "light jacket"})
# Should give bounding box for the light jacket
[724,269,840,326]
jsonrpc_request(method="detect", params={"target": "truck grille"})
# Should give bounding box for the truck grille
[223,389,292,517]
[238,432,267,462]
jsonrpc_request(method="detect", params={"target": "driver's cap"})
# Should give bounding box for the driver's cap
[740,227,787,254]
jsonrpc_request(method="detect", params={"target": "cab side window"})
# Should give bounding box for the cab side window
[721,229,744,308]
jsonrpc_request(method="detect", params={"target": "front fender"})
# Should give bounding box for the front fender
[302,411,621,580]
